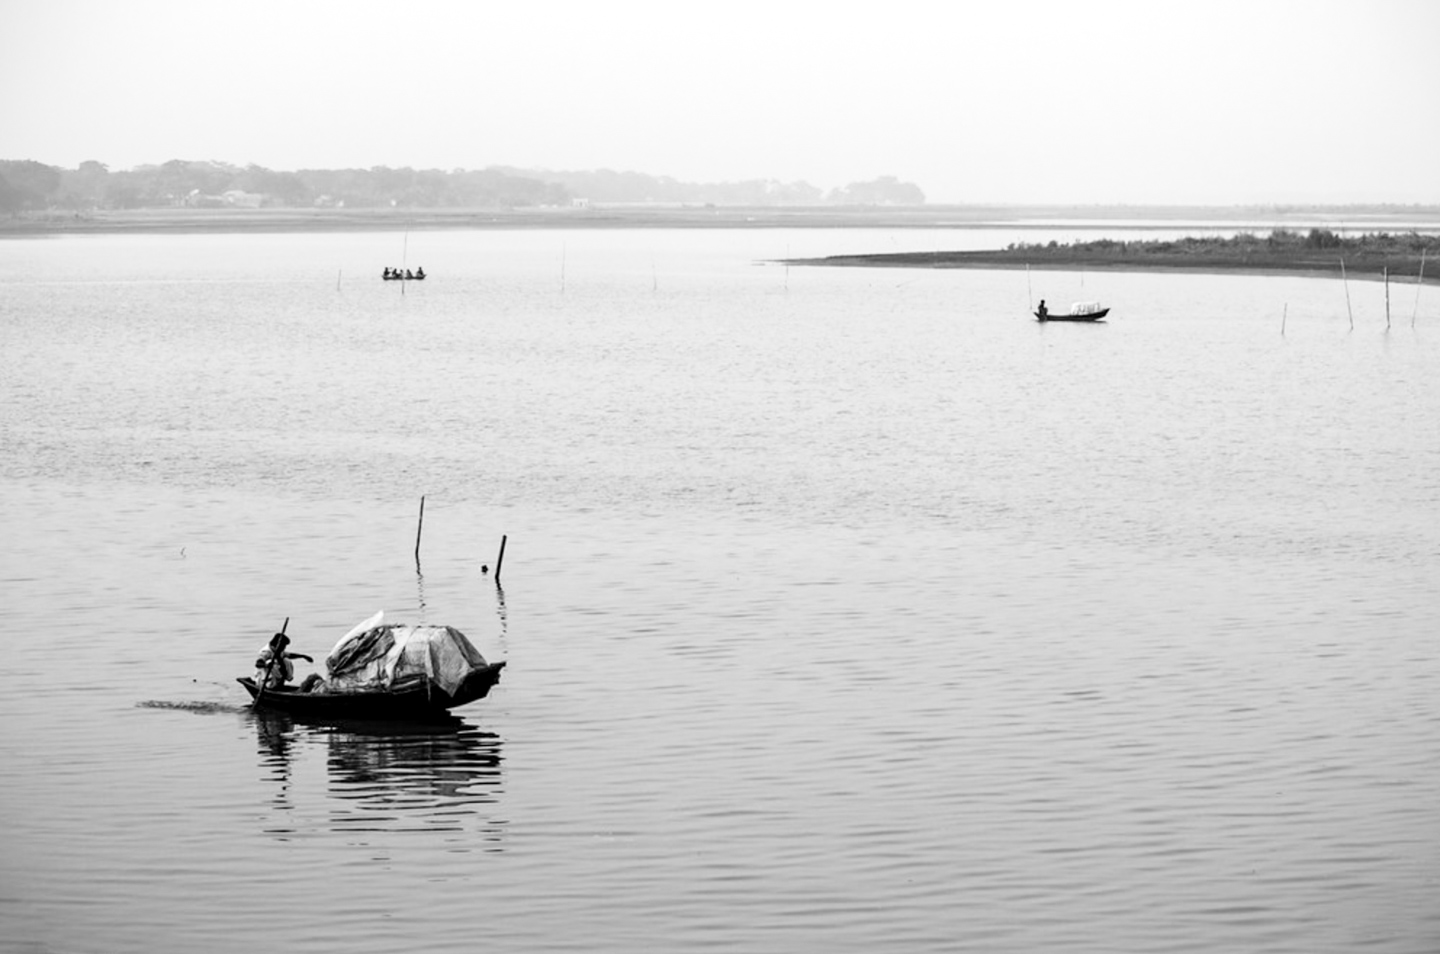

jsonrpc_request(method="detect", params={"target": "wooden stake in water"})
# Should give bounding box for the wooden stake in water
[414,495,426,567]
[494,534,507,585]
[1385,266,1390,329]
[1281,302,1287,336]
[1341,258,1353,329]
[1416,249,1427,328]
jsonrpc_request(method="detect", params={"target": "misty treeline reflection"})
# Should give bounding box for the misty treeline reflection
[0,157,924,212]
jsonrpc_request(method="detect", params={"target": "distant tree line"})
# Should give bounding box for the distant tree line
[804,227,1437,283]
[0,159,570,212]
[496,168,926,206]
[1006,229,1440,256]
[0,158,927,213]
[984,227,1439,282]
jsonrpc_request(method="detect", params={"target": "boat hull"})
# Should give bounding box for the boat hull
[238,662,505,718]
[1036,308,1109,322]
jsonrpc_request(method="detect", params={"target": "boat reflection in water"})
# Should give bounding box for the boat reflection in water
[252,710,505,842]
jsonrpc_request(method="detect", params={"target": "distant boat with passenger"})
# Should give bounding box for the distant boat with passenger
[383,266,426,281]
[1035,299,1108,322]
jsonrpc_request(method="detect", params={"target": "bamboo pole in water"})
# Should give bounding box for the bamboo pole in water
[1385,266,1390,328]
[414,495,426,567]
[1341,258,1354,329]
[1281,302,1287,336]
[494,534,507,584]
[1416,249,1427,328]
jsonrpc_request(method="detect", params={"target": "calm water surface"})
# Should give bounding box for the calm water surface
[2,228,1438,953]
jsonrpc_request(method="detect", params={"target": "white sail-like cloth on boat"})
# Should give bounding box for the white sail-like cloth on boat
[324,611,490,695]
[1069,301,1103,316]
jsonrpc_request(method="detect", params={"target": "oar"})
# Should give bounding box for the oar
[252,617,289,709]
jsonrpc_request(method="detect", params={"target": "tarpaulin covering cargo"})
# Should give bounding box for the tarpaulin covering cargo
[325,611,491,696]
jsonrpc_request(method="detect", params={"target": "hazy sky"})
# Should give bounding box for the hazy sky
[3,0,1437,205]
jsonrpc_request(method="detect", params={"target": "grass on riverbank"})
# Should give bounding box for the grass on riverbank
[789,229,1440,284]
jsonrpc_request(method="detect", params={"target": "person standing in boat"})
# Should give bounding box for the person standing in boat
[1036,299,1048,319]
[254,631,313,689]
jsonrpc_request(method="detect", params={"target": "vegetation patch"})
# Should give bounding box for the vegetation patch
[789,229,1440,283]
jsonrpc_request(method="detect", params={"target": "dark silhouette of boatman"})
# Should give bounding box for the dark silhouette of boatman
[1037,299,1048,319]
[254,631,314,689]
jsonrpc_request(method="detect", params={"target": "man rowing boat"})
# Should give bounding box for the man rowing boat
[253,631,314,689]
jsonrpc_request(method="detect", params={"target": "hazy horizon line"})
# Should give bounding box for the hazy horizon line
[6,157,1440,213]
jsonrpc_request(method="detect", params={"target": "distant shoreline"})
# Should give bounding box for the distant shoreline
[782,235,1440,286]
[5,203,1440,237]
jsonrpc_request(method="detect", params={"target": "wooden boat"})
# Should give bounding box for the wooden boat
[239,662,505,718]
[241,613,503,718]
[382,269,426,281]
[1035,300,1108,322]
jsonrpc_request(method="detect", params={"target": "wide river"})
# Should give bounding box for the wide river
[2,226,1437,954]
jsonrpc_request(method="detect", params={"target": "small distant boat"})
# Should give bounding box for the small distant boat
[240,612,504,718]
[1035,300,1109,322]
[382,267,426,281]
